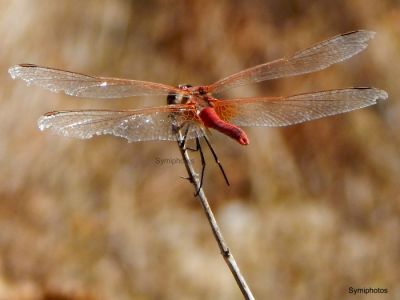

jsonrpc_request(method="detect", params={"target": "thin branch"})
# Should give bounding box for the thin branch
[177,135,255,300]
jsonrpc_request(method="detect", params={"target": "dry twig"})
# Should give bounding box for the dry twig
[177,135,255,300]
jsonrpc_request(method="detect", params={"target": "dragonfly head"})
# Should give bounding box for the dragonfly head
[167,84,193,105]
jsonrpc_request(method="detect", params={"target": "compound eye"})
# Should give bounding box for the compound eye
[167,94,177,105]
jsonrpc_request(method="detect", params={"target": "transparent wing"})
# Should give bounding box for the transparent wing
[209,31,375,93]
[38,105,204,142]
[213,88,388,127]
[9,64,183,98]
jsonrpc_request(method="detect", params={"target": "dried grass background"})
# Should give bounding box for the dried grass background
[0,0,399,299]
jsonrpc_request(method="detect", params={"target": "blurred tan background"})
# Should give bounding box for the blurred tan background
[0,0,399,299]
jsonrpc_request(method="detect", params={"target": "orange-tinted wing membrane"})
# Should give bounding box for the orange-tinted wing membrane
[9,64,183,98]
[213,88,388,127]
[209,31,375,94]
[38,105,203,142]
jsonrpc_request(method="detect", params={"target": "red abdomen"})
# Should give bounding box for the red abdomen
[199,107,249,145]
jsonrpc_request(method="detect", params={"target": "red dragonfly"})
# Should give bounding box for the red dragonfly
[9,30,387,147]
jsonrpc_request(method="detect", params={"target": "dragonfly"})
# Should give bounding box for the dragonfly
[9,30,388,189]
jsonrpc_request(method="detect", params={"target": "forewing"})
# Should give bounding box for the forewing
[38,105,204,142]
[9,64,183,98]
[213,88,388,127]
[210,31,375,93]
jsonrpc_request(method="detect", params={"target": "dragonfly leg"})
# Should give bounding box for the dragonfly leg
[179,124,200,152]
[194,136,206,196]
[177,124,229,194]
[177,124,206,195]
[203,134,230,187]
[177,124,190,148]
